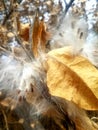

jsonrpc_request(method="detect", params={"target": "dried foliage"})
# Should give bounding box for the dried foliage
[0,0,98,130]
[47,47,98,110]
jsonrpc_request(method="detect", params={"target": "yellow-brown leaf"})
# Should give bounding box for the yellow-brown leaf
[47,46,98,110]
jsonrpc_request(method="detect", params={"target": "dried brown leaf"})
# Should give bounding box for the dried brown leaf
[0,97,16,109]
[18,22,30,41]
[47,46,98,110]
[18,118,24,124]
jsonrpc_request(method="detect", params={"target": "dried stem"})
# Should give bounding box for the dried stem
[2,0,8,16]
[0,46,26,63]
[0,105,9,130]
[57,0,75,28]
[2,0,14,25]
[15,35,33,60]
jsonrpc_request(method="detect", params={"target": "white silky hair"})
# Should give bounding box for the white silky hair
[0,49,46,100]
[50,13,88,55]
[49,13,98,68]
[83,32,98,67]
[0,15,97,130]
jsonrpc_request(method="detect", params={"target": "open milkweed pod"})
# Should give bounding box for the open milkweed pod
[32,16,50,58]
[46,46,98,110]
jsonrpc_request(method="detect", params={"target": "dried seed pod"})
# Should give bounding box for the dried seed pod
[32,15,50,57]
